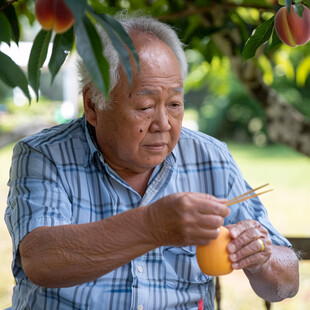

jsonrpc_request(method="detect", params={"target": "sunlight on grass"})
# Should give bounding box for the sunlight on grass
[0,142,309,309]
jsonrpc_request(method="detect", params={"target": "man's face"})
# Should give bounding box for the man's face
[87,35,184,174]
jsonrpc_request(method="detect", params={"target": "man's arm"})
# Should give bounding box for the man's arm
[244,245,299,302]
[227,220,299,302]
[20,192,229,288]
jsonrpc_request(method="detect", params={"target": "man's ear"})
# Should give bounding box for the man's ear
[83,85,97,127]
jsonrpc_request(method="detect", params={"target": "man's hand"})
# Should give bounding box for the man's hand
[226,219,272,272]
[145,192,230,247]
[226,219,299,302]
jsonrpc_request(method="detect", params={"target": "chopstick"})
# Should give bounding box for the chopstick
[226,183,273,207]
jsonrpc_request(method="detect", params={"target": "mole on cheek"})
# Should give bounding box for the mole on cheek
[139,129,143,133]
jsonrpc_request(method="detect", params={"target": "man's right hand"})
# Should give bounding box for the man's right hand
[145,192,230,247]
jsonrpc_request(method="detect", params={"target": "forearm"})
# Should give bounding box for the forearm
[20,206,156,288]
[244,245,299,302]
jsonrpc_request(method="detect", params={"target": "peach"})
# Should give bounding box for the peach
[274,5,310,47]
[35,0,74,34]
[196,226,233,276]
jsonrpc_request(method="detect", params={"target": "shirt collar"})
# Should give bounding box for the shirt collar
[83,114,101,166]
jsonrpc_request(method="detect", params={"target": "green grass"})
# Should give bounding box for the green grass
[0,142,309,309]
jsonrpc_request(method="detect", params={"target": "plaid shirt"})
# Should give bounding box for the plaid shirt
[5,116,290,310]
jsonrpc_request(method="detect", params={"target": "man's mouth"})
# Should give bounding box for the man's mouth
[145,143,167,151]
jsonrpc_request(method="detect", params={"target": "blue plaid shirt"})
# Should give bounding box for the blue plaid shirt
[5,116,290,310]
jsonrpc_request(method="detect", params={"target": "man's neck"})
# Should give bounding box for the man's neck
[116,168,154,197]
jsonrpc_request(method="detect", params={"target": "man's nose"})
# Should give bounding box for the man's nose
[149,107,171,132]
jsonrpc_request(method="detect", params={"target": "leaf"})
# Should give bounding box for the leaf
[294,4,305,18]
[242,16,275,62]
[28,30,52,101]
[0,51,31,103]
[96,12,139,72]
[75,16,109,97]
[2,0,20,44]
[88,11,138,87]
[48,27,74,83]
[0,12,12,45]
[266,28,282,52]
[63,0,87,20]
[285,0,292,12]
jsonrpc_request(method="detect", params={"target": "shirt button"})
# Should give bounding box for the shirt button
[137,265,143,273]
[138,305,143,310]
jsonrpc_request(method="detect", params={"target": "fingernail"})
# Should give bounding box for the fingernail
[228,244,235,253]
[230,254,237,262]
[230,229,237,238]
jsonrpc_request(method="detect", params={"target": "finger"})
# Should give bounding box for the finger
[227,227,262,253]
[180,192,229,217]
[231,251,267,270]
[228,220,261,239]
[191,227,221,246]
[229,238,267,263]
[196,214,225,229]
[190,192,228,203]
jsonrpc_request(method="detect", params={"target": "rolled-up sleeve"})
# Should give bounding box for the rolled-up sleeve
[5,141,72,278]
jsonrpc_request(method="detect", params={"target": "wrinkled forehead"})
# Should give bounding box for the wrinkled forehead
[131,32,179,68]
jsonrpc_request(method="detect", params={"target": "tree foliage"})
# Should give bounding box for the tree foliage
[0,0,310,156]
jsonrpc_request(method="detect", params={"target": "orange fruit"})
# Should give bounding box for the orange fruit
[196,226,233,276]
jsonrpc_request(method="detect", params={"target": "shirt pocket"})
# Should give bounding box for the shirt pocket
[163,245,212,288]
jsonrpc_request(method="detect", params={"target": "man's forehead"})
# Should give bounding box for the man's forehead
[136,86,184,96]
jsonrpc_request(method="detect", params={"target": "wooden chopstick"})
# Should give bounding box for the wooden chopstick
[226,184,273,207]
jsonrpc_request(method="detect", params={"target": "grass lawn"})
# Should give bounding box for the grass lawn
[0,141,309,309]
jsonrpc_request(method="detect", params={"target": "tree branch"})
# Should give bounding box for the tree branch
[159,2,273,21]
[0,0,18,11]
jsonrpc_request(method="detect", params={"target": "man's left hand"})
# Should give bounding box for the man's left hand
[226,220,272,273]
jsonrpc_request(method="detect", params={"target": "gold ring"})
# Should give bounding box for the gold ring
[258,238,265,252]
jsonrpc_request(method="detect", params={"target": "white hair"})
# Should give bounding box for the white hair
[78,11,188,110]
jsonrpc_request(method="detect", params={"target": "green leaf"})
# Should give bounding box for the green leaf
[266,27,282,52]
[96,12,140,72]
[0,12,12,45]
[88,10,138,87]
[48,28,74,83]
[285,0,292,12]
[242,16,275,62]
[63,0,87,20]
[294,4,305,18]
[2,0,20,44]
[0,51,31,103]
[28,30,52,101]
[75,16,109,97]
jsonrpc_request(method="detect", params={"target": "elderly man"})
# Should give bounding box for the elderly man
[5,13,298,310]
